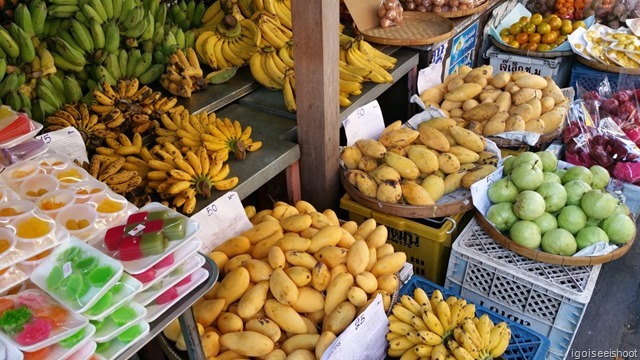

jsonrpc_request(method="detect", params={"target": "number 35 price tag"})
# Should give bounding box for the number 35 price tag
[191,191,253,253]
[342,100,385,146]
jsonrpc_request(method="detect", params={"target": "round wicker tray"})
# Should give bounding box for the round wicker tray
[361,11,455,46]
[437,0,490,18]
[576,55,640,75]
[341,169,474,219]
[489,36,575,58]
[474,210,636,266]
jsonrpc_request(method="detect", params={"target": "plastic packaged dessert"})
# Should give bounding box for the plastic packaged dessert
[30,238,123,313]
[83,274,142,321]
[0,289,88,351]
[86,192,132,225]
[35,189,75,218]
[144,267,208,322]
[93,321,149,360]
[37,155,68,174]
[1,161,42,190]
[0,267,28,297]
[0,200,35,224]
[15,248,54,276]
[0,138,47,167]
[18,174,59,202]
[0,111,42,149]
[0,187,19,204]
[92,203,200,274]
[70,181,107,205]
[51,166,89,187]
[90,302,146,343]
[136,239,201,292]
[134,254,205,306]
[56,204,99,240]
[22,323,95,360]
[66,339,96,360]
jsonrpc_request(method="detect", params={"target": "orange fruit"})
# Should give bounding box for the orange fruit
[537,43,551,51]
[500,35,510,43]
[530,33,542,43]
[500,28,511,36]
[509,40,520,48]
[573,20,587,30]
[549,17,562,31]
[524,23,536,34]
[519,16,529,24]
[531,14,543,25]
[509,23,523,35]
[516,33,529,44]
[537,23,551,35]
[542,32,557,44]
[561,21,574,35]
[525,42,538,51]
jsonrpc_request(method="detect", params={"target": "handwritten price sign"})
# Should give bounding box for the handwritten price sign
[342,100,385,145]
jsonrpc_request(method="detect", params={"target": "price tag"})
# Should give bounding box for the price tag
[36,126,89,164]
[342,100,385,145]
[191,191,253,253]
[128,224,145,236]
[417,41,448,95]
[321,294,388,360]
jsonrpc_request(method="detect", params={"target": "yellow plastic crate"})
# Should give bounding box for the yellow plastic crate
[340,194,469,285]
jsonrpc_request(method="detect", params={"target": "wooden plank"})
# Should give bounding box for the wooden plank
[292,0,341,210]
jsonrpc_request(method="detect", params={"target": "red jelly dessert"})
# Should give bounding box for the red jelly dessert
[16,317,52,346]
[132,268,156,283]
[118,236,143,261]
[0,113,32,144]
[126,212,148,225]
[175,274,192,288]
[155,287,178,305]
[104,225,126,251]
[153,253,175,270]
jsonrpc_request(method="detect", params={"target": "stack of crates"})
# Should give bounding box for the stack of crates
[445,218,601,360]
[339,194,470,285]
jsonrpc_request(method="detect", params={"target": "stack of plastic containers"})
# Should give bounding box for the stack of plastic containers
[0,107,47,168]
[86,203,205,359]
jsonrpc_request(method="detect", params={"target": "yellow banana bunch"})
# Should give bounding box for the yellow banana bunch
[198,0,225,34]
[160,48,207,98]
[147,144,239,214]
[341,34,395,85]
[195,13,261,70]
[386,289,512,360]
[249,44,288,90]
[45,103,117,150]
[84,155,143,195]
[253,11,291,50]
[91,80,164,134]
[282,69,296,112]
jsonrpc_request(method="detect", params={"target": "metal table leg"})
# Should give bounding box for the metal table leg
[178,307,206,360]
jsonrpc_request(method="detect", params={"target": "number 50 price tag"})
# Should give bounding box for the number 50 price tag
[342,100,385,146]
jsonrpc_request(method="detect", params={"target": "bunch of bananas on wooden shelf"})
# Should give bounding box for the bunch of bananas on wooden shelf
[91,79,179,134]
[83,155,144,195]
[157,109,262,161]
[387,288,512,360]
[160,48,207,98]
[146,143,239,214]
[44,103,117,149]
[195,14,261,70]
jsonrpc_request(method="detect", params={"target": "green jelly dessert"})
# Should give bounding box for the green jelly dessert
[88,266,117,287]
[117,323,143,343]
[60,273,89,300]
[59,327,85,348]
[111,280,125,295]
[110,305,137,326]
[46,265,64,291]
[163,217,187,241]
[147,210,170,221]
[96,340,112,353]
[57,246,82,263]
[140,232,167,257]
[74,256,98,274]
[90,319,106,332]
[86,291,113,315]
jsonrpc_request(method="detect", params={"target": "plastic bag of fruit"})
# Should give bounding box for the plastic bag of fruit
[584,0,635,28]
[378,0,403,28]
[400,0,476,13]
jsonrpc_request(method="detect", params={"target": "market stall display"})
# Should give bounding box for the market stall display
[471,150,636,265]
[162,200,407,358]
[399,0,490,18]
[570,23,640,72]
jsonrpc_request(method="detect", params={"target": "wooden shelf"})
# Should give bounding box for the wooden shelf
[238,49,420,122]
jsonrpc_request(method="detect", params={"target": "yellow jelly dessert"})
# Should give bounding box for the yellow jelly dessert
[0,207,21,216]
[40,197,66,211]
[56,168,83,183]
[97,199,123,213]
[41,161,64,167]
[12,168,35,179]
[65,219,90,231]
[26,188,48,197]
[0,239,11,254]
[16,217,51,239]
[76,187,101,195]
[26,248,53,261]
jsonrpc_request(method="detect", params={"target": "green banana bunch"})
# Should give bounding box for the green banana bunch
[30,1,48,40]
[36,77,63,110]
[104,21,120,54]
[0,27,20,59]
[70,19,95,54]
[0,72,26,103]
[15,4,35,39]
[9,23,35,63]
[63,75,83,104]
[48,36,86,72]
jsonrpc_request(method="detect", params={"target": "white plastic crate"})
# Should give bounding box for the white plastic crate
[444,218,601,360]
[485,46,573,88]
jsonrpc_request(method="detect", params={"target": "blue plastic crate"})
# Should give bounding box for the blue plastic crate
[400,276,551,360]
[569,61,640,93]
